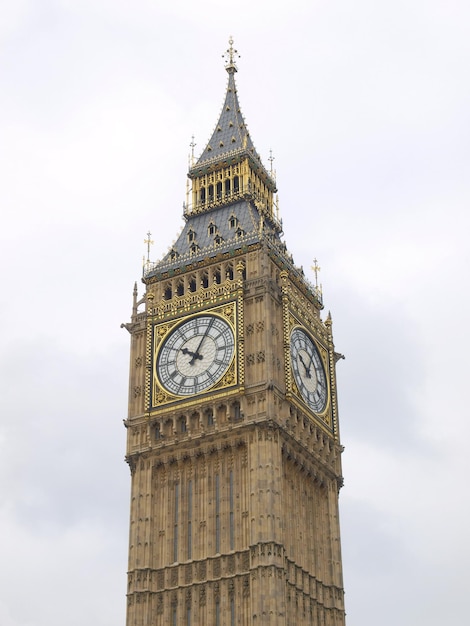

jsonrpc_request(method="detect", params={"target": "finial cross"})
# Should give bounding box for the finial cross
[223,36,240,70]
[268,149,275,174]
[190,135,196,164]
[144,231,154,264]
[311,258,321,288]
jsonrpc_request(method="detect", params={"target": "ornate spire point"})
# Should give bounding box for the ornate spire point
[268,149,275,174]
[144,231,154,266]
[223,36,240,73]
[311,258,321,288]
[189,135,196,166]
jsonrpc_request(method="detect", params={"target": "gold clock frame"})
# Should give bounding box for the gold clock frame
[285,312,333,429]
[147,301,240,411]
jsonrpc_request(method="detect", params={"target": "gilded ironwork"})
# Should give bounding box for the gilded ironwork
[150,303,239,410]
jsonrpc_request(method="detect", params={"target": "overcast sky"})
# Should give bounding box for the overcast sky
[1,1,469,625]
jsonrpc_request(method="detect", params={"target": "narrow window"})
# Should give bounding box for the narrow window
[206,408,214,427]
[213,269,221,284]
[200,187,206,204]
[215,600,220,626]
[225,179,231,196]
[189,277,196,292]
[229,469,234,550]
[208,222,216,235]
[201,272,209,289]
[208,184,214,202]
[188,480,192,560]
[233,175,239,192]
[231,597,235,626]
[216,182,222,200]
[174,483,179,562]
[232,401,241,421]
[226,264,234,280]
[215,474,220,553]
[180,418,187,433]
[176,281,184,296]
[187,606,191,626]
[164,285,172,300]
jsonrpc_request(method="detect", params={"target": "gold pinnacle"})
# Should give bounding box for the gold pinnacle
[189,135,196,165]
[311,258,321,288]
[268,149,275,174]
[223,36,240,71]
[144,231,154,263]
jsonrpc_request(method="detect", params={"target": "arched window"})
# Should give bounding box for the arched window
[233,175,239,192]
[189,276,197,292]
[164,285,172,300]
[225,179,231,196]
[205,408,214,427]
[200,187,206,204]
[201,272,209,288]
[216,182,222,200]
[176,281,184,296]
[232,401,241,421]
[208,184,214,202]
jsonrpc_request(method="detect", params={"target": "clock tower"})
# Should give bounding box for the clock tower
[123,40,346,625]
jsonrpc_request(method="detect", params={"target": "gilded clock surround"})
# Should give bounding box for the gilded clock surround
[150,303,239,409]
[290,325,330,416]
[123,41,346,626]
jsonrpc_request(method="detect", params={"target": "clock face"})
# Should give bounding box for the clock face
[290,327,328,412]
[156,314,235,396]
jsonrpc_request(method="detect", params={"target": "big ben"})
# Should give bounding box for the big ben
[123,39,346,625]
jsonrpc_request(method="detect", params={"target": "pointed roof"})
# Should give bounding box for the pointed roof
[189,39,275,191]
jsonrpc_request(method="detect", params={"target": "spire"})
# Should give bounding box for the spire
[189,37,270,184]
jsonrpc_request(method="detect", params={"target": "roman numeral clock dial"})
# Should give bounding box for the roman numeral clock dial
[290,327,328,413]
[156,315,235,396]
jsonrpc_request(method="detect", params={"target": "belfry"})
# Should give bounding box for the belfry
[123,39,346,625]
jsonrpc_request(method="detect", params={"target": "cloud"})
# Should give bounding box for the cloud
[1,2,469,625]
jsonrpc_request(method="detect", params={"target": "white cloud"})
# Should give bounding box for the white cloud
[1,1,469,625]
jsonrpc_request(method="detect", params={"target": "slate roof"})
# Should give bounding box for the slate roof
[144,198,320,309]
[145,54,293,282]
[146,200,278,276]
[189,65,275,191]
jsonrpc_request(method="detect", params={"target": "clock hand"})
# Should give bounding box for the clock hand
[181,347,203,360]
[298,353,312,378]
[189,318,215,365]
[307,352,317,377]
